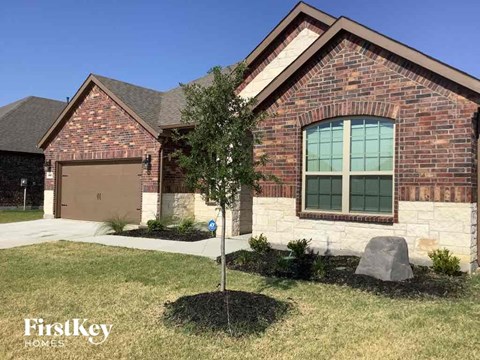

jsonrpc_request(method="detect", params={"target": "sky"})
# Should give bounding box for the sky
[1,0,479,106]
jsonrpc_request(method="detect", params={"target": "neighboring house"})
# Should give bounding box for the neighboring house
[39,2,480,271]
[0,96,65,208]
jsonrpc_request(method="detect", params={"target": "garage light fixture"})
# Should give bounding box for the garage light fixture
[142,154,152,171]
[44,159,52,173]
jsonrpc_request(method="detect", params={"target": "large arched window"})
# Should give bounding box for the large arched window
[302,117,394,215]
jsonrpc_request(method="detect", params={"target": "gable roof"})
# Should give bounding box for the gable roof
[253,15,480,107]
[38,67,236,147]
[38,74,164,148]
[0,96,65,154]
[244,2,336,67]
[93,74,163,130]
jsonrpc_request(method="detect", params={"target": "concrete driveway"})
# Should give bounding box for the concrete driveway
[0,219,100,249]
[0,219,250,258]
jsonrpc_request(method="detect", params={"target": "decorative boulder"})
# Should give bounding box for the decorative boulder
[355,237,414,281]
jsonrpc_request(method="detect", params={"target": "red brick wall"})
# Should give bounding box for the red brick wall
[0,151,44,208]
[43,84,162,215]
[238,14,330,93]
[252,33,480,210]
[162,135,190,193]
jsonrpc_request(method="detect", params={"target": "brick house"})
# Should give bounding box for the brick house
[39,2,480,270]
[0,96,65,208]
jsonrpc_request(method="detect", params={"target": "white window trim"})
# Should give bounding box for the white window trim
[301,117,395,216]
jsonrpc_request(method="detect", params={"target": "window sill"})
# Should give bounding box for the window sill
[297,211,394,224]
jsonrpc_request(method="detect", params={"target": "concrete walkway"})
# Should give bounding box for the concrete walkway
[72,234,250,259]
[0,219,250,258]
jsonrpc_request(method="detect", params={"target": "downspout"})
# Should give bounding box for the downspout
[476,108,480,267]
[158,141,164,218]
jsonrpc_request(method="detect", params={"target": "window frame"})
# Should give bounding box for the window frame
[301,116,395,216]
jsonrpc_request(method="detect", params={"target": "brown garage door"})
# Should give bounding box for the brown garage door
[58,160,142,223]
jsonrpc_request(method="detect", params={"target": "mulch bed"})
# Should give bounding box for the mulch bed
[223,250,468,299]
[116,228,213,242]
[163,290,290,336]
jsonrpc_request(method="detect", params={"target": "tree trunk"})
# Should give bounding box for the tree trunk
[220,205,227,292]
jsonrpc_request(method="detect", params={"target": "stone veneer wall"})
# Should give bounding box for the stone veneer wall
[43,190,54,218]
[239,28,320,99]
[253,197,477,271]
[142,192,159,224]
[161,193,194,219]
[159,193,237,237]
[193,194,234,237]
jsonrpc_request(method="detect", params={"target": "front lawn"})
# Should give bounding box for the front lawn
[1,242,479,359]
[0,209,43,223]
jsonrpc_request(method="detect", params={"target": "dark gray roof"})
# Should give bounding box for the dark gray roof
[0,96,65,154]
[93,66,235,131]
[158,70,216,128]
[93,74,164,130]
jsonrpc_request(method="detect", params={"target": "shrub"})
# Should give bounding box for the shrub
[147,219,164,232]
[311,258,326,280]
[275,256,294,277]
[233,251,256,267]
[287,239,311,258]
[177,217,196,234]
[147,216,174,232]
[428,248,461,276]
[97,216,129,235]
[248,234,271,254]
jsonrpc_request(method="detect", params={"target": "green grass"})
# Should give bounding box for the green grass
[0,210,43,223]
[1,242,479,360]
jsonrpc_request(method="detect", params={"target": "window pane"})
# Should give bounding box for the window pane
[308,159,319,171]
[350,195,364,212]
[306,177,319,194]
[331,159,343,172]
[306,194,318,208]
[307,143,319,158]
[331,195,342,210]
[306,121,343,172]
[305,175,342,211]
[349,176,393,213]
[331,177,342,194]
[379,177,392,196]
[306,127,319,141]
[319,177,331,193]
[350,118,394,171]
[350,176,364,194]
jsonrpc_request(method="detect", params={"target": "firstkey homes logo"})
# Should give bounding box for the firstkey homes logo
[24,318,113,347]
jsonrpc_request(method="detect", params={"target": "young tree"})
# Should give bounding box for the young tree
[176,63,271,291]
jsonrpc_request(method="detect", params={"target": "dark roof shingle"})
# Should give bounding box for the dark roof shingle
[0,96,65,154]
[93,75,164,130]
[93,66,235,130]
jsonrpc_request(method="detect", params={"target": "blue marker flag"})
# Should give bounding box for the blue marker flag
[208,220,217,232]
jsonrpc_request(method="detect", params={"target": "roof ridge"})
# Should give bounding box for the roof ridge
[0,97,32,121]
[92,74,163,94]
[27,95,66,104]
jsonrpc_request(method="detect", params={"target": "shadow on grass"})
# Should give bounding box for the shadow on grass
[163,290,290,337]
[256,277,298,292]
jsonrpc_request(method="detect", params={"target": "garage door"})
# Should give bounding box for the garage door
[58,161,142,223]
